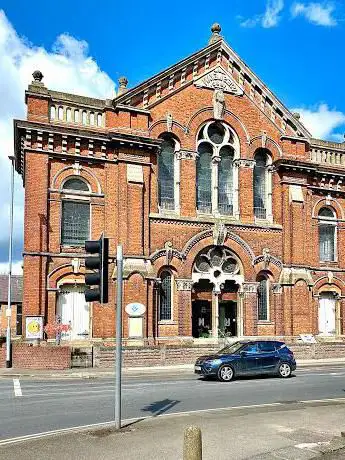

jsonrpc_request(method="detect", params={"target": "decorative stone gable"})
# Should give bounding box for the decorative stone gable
[194,65,244,96]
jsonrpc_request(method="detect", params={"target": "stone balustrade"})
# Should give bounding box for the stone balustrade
[50,104,104,128]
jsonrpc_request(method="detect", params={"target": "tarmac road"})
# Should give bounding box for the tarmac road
[1,365,345,441]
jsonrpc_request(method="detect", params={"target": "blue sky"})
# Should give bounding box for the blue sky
[0,0,344,271]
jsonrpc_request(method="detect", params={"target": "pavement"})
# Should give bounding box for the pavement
[1,357,345,379]
[2,400,345,459]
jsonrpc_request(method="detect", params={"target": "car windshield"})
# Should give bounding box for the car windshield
[218,342,245,355]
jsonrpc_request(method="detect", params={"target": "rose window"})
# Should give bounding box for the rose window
[193,246,241,294]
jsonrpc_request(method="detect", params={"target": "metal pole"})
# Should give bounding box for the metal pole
[115,244,123,429]
[6,156,15,368]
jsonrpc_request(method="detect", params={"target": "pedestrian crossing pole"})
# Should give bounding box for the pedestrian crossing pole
[115,244,123,430]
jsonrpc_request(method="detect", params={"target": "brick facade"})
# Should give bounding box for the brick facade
[13,26,345,346]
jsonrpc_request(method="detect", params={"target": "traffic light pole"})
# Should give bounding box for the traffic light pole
[115,244,123,430]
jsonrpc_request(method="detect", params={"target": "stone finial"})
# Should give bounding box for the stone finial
[32,70,44,82]
[209,23,222,44]
[118,76,128,95]
[293,112,301,120]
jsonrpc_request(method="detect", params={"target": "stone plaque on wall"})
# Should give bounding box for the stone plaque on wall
[127,164,144,183]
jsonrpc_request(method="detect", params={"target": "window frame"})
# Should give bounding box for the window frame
[318,207,337,262]
[196,121,240,218]
[159,270,174,322]
[253,149,273,222]
[157,135,180,214]
[257,276,270,322]
[60,177,91,248]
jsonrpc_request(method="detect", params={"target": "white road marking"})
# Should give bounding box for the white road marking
[13,379,22,397]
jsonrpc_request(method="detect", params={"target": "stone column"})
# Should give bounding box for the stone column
[176,279,193,337]
[273,283,284,336]
[242,282,259,336]
[212,291,219,338]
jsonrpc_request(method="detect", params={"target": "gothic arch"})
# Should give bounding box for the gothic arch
[149,119,187,139]
[249,135,282,160]
[186,108,251,147]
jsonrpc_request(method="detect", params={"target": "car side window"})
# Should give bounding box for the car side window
[258,342,276,352]
[242,343,258,354]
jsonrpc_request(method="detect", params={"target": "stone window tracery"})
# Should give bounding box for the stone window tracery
[193,246,242,294]
[196,121,239,217]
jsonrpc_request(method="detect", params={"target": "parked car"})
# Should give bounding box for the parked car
[194,340,296,382]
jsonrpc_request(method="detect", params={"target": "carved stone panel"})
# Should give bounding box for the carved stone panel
[194,66,244,96]
[176,279,193,291]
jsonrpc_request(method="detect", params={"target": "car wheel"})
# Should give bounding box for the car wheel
[278,362,292,378]
[217,364,234,382]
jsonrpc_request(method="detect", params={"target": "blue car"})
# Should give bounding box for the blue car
[194,340,296,382]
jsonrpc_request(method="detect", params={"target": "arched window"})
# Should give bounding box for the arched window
[197,121,239,215]
[82,111,87,125]
[66,108,72,122]
[319,207,336,262]
[159,271,172,321]
[97,113,103,126]
[158,136,178,211]
[257,276,269,321]
[61,178,90,246]
[218,146,234,215]
[63,178,89,192]
[253,149,268,219]
[58,106,64,121]
[196,143,212,213]
[50,106,56,120]
[74,110,79,123]
[90,112,95,125]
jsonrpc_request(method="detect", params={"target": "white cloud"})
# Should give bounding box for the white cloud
[0,10,115,266]
[262,0,285,27]
[291,2,337,26]
[291,104,345,139]
[0,261,23,275]
[240,0,284,28]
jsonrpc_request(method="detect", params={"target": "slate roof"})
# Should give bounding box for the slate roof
[0,275,23,303]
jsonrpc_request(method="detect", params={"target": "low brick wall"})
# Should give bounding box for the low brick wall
[95,342,345,368]
[0,344,71,369]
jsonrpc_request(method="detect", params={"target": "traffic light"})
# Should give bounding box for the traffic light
[84,233,109,304]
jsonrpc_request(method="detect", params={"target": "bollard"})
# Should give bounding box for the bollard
[183,425,202,460]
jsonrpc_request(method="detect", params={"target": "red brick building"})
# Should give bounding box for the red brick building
[14,24,345,344]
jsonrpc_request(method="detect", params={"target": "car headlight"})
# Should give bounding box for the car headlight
[205,359,222,366]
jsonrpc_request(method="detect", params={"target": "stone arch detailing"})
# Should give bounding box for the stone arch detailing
[249,135,282,160]
[52,165,103,194]
[181,229,255,262]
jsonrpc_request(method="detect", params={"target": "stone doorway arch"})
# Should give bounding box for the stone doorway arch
[191,246,244,339]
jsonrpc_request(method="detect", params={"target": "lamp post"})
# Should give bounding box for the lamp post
[5,155,15,368]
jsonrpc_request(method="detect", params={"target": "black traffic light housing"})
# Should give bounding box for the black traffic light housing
[84,233,109,303]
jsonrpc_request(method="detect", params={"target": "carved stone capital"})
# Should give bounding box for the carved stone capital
[272,283,282,294]
[176,150,197,160]
[176,279,193,291]
[242,282,259,294]
[234,159,256,169]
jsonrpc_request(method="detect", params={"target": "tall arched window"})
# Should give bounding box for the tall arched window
[319,207,337,262]
[196,143,212,213]
[158,136,179,211]
[66,108,72,122]
[61,178,90,246]
[197,122,239,216]
[159,271,172,321]
[253,149,269,219]
[257,276,269,321]
[50,106,56,120]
